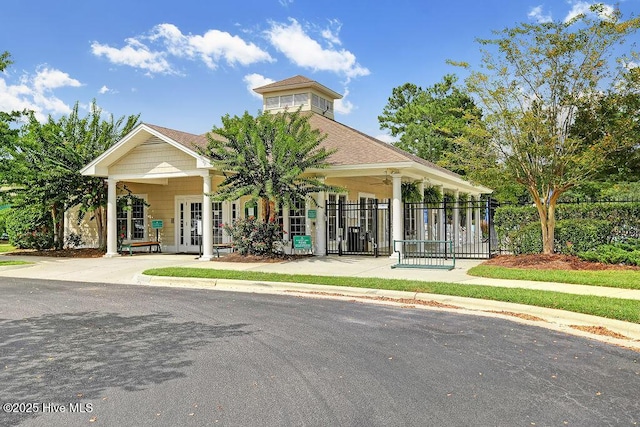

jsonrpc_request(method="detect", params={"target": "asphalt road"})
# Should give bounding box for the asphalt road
[0,278,638,427]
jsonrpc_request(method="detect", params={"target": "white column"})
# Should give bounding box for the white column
[475,195,483,243]
[391,173,403,258]
[438,185,446,242]
[465,193,473,245]
[105,178,118,257]
[417,180,426,251]
[200,174,214,260]
[315,191,326,256]
[453,189,460,247]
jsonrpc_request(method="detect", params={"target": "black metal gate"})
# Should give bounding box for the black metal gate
[403,198,499,259]
[326,198,391,256]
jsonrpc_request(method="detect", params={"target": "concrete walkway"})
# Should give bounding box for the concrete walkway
[1,252,639,350]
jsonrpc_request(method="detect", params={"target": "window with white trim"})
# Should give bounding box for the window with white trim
[289,199,306,237]
[312,94,333,113]
[213,202,223,244]
[117,197,147,241]
[265,93,310,110]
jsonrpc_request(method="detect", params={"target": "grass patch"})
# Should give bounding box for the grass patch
[0,260,31,266]
[143,267,640,324]
[0,243,16,253]
[467,265,640,290]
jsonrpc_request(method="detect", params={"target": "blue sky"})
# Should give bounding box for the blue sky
[1,0,638,141]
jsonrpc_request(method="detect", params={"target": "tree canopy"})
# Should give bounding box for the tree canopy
[458,5,640,253]
[378,74,483,170]
[204,109,342,220]
[0,101,139,249]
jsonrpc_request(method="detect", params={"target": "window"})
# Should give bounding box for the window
[117,197,146,241]
[266,97,279,109]
[213,202,223,244]
[289,199,306,237]
[280,95,293,108]
[294,93,308,106]
[312,94,333,113]
[265,93,310,110]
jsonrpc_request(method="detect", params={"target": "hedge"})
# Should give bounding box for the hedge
[5,206,54,250]
[495,202,639,254]
[505,219,613,255]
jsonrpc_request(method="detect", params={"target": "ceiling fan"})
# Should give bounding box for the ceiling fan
[371,171,392,186]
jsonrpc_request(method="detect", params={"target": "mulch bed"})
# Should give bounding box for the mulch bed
[4,248,313,263]
[482,254,639,271]
[4,248,106,258]
[4,248,638,271]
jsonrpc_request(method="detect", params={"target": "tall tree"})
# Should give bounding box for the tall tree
[378,74,483,169]
[458,5,640,253]
[204,109,342,220]
[1,101,139,249]
[0,51,12,71]
[570,73,640,183]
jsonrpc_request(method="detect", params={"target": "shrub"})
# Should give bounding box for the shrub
[6,206,54,250]
[222,217,284,256]
[495,202,640,253]
[505,219,612,255]
[554,219,613,255]
[506,222,543,255]
[578,239,640,266]
[64,232,84,249]
[0,208,10,239]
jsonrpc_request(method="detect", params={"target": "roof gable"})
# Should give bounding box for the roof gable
[81,123,211,177]
[254,75,343,100]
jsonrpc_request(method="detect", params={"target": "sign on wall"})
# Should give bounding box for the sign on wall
[293,235,312,250]
[151,219,164,229]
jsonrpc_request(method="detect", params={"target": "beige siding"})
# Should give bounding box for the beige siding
[122,177,206,247]
[326,177,392,201]
[65,207,100,248]
[109,137,198,176]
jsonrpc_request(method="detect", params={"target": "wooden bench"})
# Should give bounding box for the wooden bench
[212,243,234,258]
[120,241,162,256]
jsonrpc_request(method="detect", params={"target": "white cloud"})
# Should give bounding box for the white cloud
[279,0,294,6]
[375,134,397,144]
[0,66,82,120]
[564,1,615,23]
[91,38,176,76]
[32,67,82,92]
[151,23,273,70]
[321,19,342,46]
[334,87,353,115]
[98,85,118,95]
[528,6,553,23]
[243,73,275,99]
[265,18,369,79]
[91,23,273,75]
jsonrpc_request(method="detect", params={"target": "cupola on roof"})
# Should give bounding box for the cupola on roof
[254,75,343,120]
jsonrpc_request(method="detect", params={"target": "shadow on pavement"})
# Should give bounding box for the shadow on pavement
[0,311,251,426]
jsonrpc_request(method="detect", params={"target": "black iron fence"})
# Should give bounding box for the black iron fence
[325,197,499,259]
[403,198,499,259]
[326,198,391,256]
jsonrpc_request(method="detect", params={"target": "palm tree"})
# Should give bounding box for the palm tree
[205,109,342,220]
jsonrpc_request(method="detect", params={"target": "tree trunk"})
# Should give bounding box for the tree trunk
[261,198,277,222]
[531,189,562,255]
[51,204,64,250]
[94,206,107,251]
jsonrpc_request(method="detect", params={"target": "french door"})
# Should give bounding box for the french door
[177,197,202,253]
[176,197,225,253]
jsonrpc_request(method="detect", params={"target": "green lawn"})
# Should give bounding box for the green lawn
[468,265,640,290]
[0,260,31,266]
[0,243,16,253]
[143,267,640,324]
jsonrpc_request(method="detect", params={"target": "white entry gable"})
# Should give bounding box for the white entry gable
[81,123,213,179]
